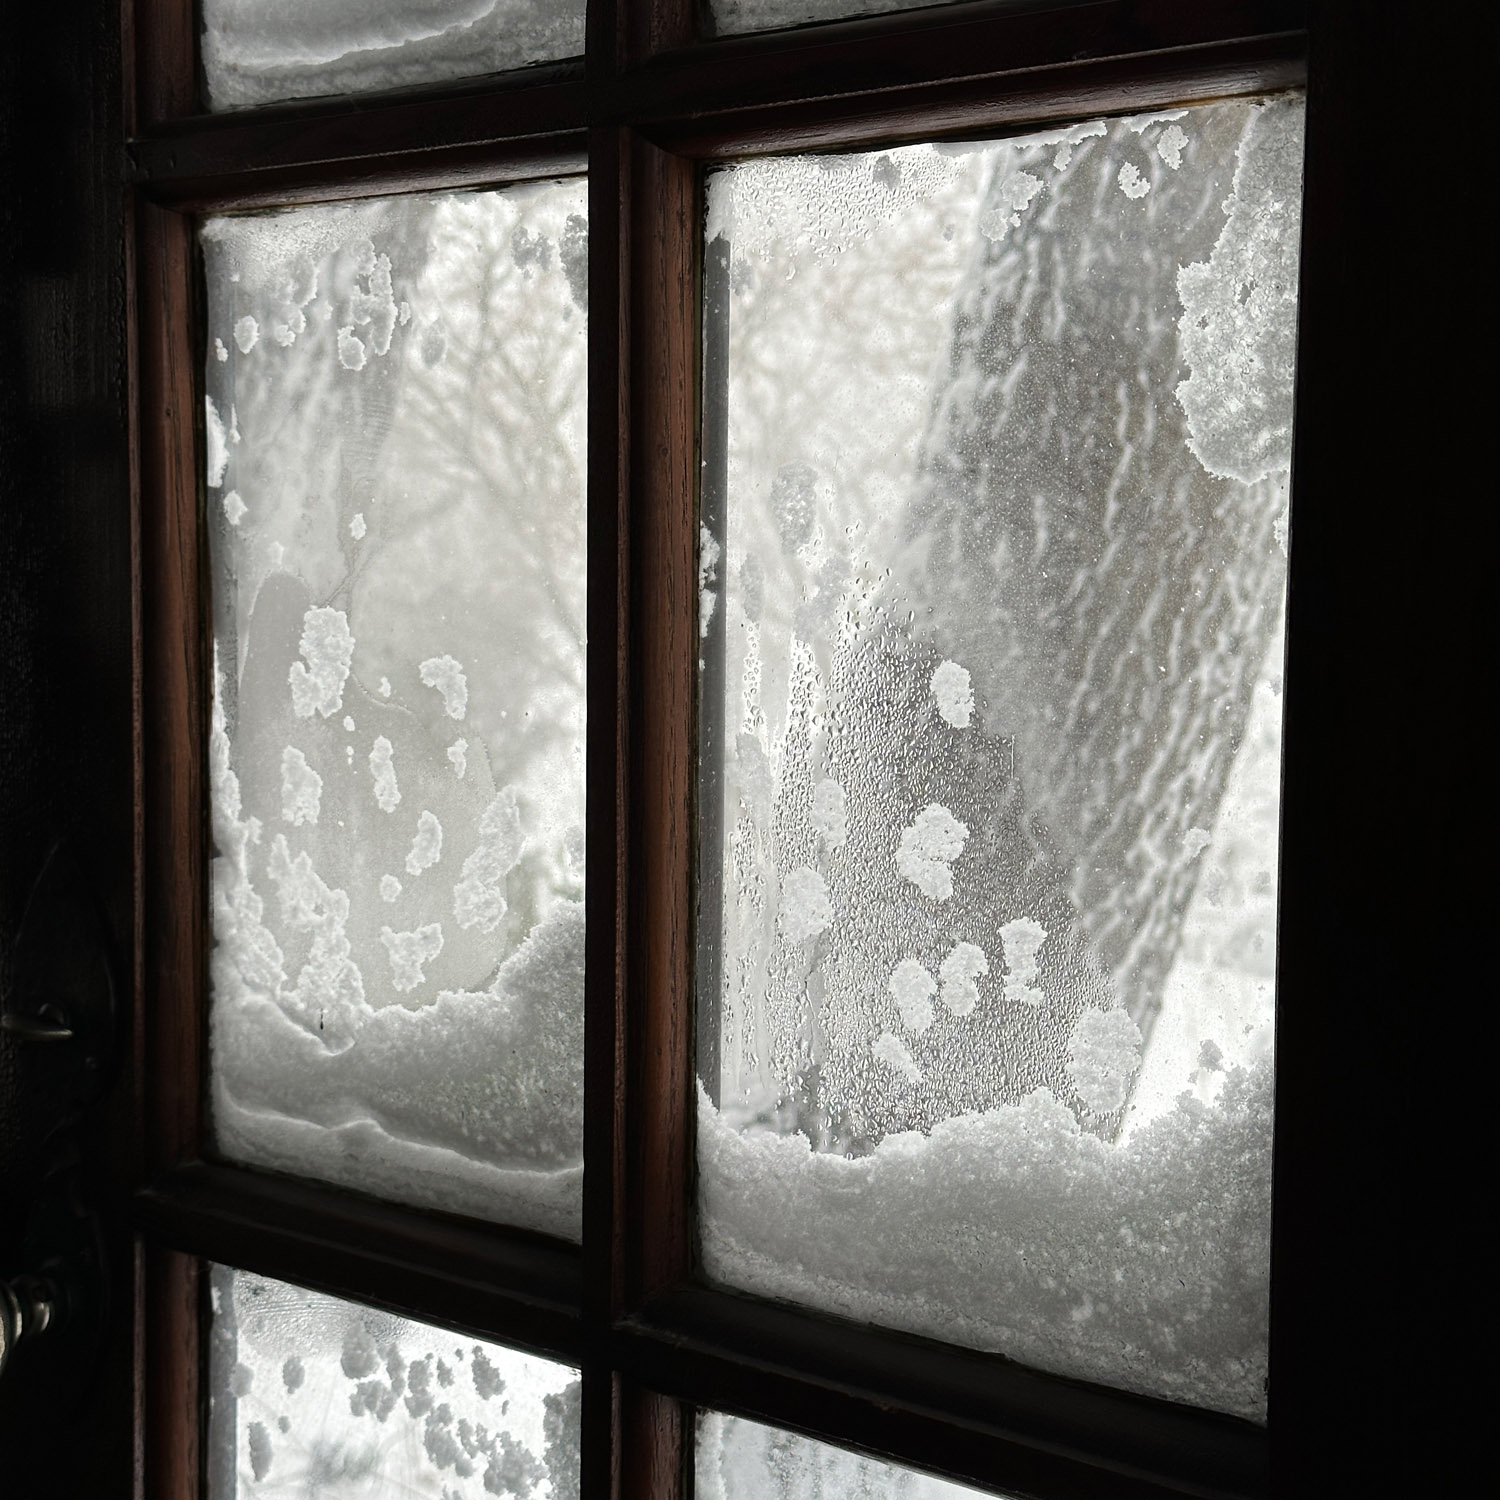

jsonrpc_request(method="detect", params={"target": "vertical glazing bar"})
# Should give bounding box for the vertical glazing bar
[135,199,207,1181]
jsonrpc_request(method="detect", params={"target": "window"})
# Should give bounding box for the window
[0,0,1412,1496]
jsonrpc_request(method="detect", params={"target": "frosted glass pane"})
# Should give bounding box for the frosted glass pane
[709,0,976,39]
[202,0,585,111]
[698,1412,1006,1499]
[697,98,1302,1419]
[208,1266,580,1498]
[205,181,587,1239]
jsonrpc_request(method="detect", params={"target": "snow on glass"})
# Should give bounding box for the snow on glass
[697,97,1302,1419]
[208,1267,579,1499]
[708,0,968,41]
[204,181,587,1239]
[698,1412,1006,1500]
[200,0,585,111]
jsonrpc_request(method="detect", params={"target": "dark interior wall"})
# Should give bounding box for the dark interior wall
[0,2,135,1494]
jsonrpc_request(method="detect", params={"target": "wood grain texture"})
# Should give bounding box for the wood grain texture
[134,201,207,1178]
[139,1247,199,1500]
[129,0,199,129]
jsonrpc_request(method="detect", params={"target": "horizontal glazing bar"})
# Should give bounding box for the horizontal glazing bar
[128,6,1304,205]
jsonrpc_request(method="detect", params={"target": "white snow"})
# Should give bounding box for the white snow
[1066,1007,1143,1115]
[1117,162,1151,199]
[895,804,968,901]
[380,923,444,993]
[1158,124,1189,170]
[888,958,936,1035]
[938,941,988,1017]
[214,337,229,362]
[930,659,974,728]
[337,327,368,370]
[1182,826,1213,858]
[700,525,721,639]
[778,865,833,943]
[234,314,259,352]
[279,746,322,826]
[205,396,230,487]
[698,1061,1274,1421]
[223,490,247,526]
[349,511,367,539]
[379,875,402,903]
[369,735,401,811]
[448,738,468,777]
[998,917,1047,1006]
[871,1030,922,1083]
[288,607,355,719]
[419,654,469,720]
[453,789,524,933]
[406,810,444,875]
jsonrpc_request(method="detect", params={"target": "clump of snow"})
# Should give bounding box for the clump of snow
[288,607,354,719]
[279,746,322,826]
[871,1031,922,1083]
[419,655,468,720]
[888,958,936,1035]
[930,660,973,728]
[1158,124,1189,170]
[234,314,259,352]
[380,923,444,993]
[938,941,987,1017]
[448,739,468,777]
[453,789,524,933]
[1117,162,1151,199]
[350,511,367,539]
[406,810,443,875]
[895,803,968,901]
[698,1061,1274,1421]
[214,337,228,362]
[1176,97,1305,484]
[378,676,392,698]
[978,170,1044,239]
[342,715,355,732]
[810,778,847,850]
[337,327,368,370]
[700,525,722,639]
[779,865,833,943]
[369,736,401,811]
[223,490,247,526]
[206,396,231,487]
[999,917,1047,1005]
[1066,1007,1143,1115]
[379,875,401,903]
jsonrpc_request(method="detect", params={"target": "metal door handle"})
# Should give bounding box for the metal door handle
[0,1274,57,1381]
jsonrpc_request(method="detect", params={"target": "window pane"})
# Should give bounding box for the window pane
[696,98,1301,1419]
[201,0,585,111]
[204,182,587,1239]
[208,1266,580,1498]
[698,1411,1008,1498]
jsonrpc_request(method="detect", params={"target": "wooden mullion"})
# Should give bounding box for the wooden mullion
[622,1286,1266,1500]
[586,119,698,1500]
[128,0,199,131]
[138,1244,200,1500]
[135,1162,585,1361]
[638,30,1306,157]
[134,198,208,1183]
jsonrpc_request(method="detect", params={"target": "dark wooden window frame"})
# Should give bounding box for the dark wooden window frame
[118,1,1414,1496]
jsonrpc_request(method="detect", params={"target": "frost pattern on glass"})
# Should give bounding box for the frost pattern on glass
[697,1412,1003,1499]
[698,99,1301,1419]
[208,1267,580,1498]
[201,0,585,111]
[205,182,587,1239]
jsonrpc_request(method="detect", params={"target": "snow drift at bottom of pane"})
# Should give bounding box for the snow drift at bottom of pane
[697,1060,1272,1421]
[211,899,584,1239]
[202,0,585,110]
